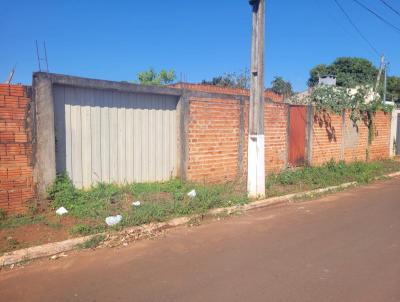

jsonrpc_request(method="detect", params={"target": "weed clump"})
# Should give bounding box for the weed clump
[78,234,106,249]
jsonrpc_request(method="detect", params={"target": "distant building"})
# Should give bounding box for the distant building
[318,75,336,86]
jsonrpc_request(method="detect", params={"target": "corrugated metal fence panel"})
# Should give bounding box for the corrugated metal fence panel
[53,85,178,188]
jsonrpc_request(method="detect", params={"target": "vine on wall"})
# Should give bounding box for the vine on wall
[309,86,393,144]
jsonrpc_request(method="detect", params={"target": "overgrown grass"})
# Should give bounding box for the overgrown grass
[2,159,399,240]
[47,160,400,233]
[47,174,249,234]
[266,159,400,198]
[0,214,46,229]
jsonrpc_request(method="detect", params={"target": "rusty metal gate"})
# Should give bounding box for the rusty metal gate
[288,105,307,166]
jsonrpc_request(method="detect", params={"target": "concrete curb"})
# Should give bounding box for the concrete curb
[386,171,400,178]
[1,173,398,267]
[0,236,92,267]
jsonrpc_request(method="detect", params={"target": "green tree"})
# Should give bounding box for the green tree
[270,76,293,97]
[136,68,176,86]
[387,76,400,102]
[201,69,250,89]
[308,57,378,88]
[307,64,332,87]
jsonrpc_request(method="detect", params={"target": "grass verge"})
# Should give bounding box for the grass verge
[265,159,400,198]
[0,159,399,254]
[45,175,249,235]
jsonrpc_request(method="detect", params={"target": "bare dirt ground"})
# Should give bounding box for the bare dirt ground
[0,215,78,253]
[0,177,399,302]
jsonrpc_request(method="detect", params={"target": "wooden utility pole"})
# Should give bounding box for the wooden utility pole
[247,0,265,198]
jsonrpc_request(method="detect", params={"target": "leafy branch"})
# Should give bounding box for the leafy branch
[309,85,393,143]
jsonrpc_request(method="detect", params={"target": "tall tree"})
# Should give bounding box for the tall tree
[387,76,400,102]
[308,57,378,88]
[270,76,293,97]
[136,68,176,86]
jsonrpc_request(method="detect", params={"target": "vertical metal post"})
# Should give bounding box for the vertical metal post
[35,40,42,71]
[247,0,265,198]
[43,41,49,72]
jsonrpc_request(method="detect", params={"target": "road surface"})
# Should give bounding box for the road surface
[1,178,399,302]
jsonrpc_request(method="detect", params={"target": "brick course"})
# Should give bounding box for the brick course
[264,102,288,173]
[0,84,34,214]
[187,97,289,183]
[187,98,241,183]
[170,83,284,102]
[342,111,368,162]
[369,111,391,160]
[312,111,343,165]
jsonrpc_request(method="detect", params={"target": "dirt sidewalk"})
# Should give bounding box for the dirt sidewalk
[1,178,399,302]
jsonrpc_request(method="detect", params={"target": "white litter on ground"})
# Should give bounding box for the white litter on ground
[132,201,141,207]
[187,189,196,198]
[105,215,122,226]
[55,207,68,216]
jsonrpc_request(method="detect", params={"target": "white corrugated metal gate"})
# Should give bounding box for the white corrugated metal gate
[53,84,178,188]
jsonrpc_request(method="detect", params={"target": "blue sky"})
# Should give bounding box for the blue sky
[1,0,400,91]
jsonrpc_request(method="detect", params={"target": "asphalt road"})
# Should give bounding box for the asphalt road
[1,178,399,302]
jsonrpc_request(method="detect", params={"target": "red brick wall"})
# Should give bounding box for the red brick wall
[0,85,34,214]
[312,110,391,166]
[187,97,289,183]
[187,97,241,183]
[370,111,391,160]
[264,102,288,173]
[312,111,343,165]
[342,111,368,162]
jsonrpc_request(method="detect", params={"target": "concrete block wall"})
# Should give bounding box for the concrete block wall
[0,84,35,214]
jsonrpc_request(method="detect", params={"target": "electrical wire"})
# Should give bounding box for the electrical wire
[351,0,400,34]
[333,0,380,56]
[379,0,400,17]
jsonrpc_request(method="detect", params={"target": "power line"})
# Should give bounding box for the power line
[333,0,380,56]
[379,0,400,17]
[351,0,400,34]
